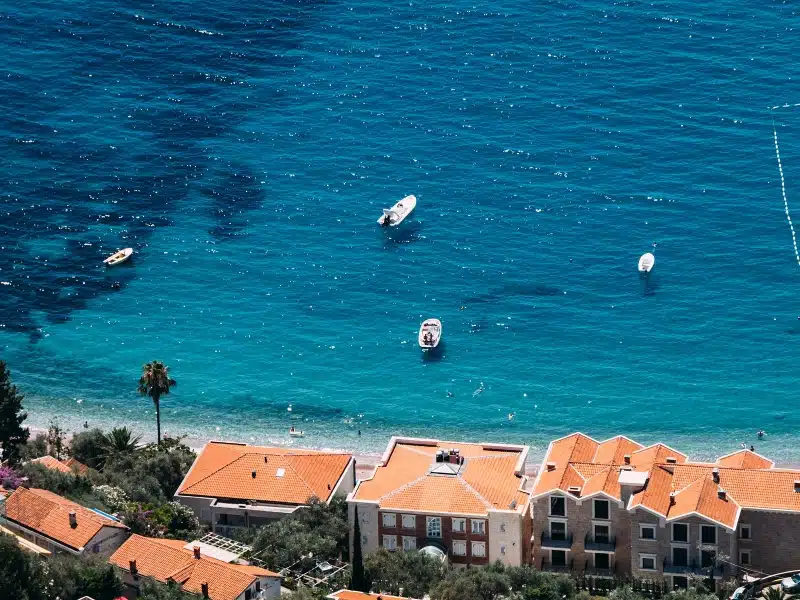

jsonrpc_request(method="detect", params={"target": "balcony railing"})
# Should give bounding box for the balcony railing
[663,560,724,578]
[540,531,574,549]
[584,532,616,552]
[540,557,574,573]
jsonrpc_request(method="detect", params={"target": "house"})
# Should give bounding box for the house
[530,433,800,588]
[348,437,533,567]
[1,487,128,556]
[174,441,355,536]
[327,591,415,600]
[30,455,90,475]
[109,534,281,600]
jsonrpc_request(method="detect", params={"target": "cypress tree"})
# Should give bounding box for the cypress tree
[0,362,29,465]
[351,505,367,592]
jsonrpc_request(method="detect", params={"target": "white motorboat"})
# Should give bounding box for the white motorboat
[418,318,442,349]
[378,195,417,227]
[288,428,304,438]
[103,248,133,266]
[638,252,655,273]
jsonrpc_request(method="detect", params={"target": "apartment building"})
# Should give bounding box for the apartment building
[531,433,800,588]
[174,441,355,536]
[348,437,533,567]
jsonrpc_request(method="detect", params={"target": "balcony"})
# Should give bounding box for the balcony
[540,557,574,573]
[540,531,573,549]
[584,533,616,552]
[663,560,725,578]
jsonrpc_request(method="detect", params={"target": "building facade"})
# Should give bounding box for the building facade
[174,441,355,536]
[348,437,533,567]
[531,433,800,588]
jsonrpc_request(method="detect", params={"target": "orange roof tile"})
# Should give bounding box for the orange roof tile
[31,455,73,473]
[109,535,279,600]
[328,591,415,600]
[593,436,644,465]
[177,442,352,505]
[351,438,530,516]
[5,488,126,550]
[64,457,90,475]
[717,450,774,470]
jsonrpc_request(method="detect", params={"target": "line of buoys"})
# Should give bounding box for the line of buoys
[772,122,800,266]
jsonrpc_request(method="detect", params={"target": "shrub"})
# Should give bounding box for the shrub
[69,428,108,470]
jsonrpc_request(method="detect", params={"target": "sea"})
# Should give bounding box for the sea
[2,0,799,464]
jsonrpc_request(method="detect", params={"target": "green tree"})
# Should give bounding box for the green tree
[666,587,720,600]
[138,578,197,600]
[364,548,445,598]
[351,505,366,592]
[0,361,30,464]
[138,361,176,445]
[69,428,109,470]
[284,587,330,600]
[762,589,797,600]
[149,501,202,539]
[48,553,124,600]
[0,532,47,600]
[609,585,648,600]
[46,418,67,461]
[17,432,48,462]
[103,426,142,460]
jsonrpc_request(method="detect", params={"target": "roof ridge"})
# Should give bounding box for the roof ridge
[456,475,494,511]
[180,453,250,494]
[283,458,317,498]
[27,488,117,528]
[378,472,431,502]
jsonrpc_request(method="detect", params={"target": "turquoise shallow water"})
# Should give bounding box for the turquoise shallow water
[2,0,800,462]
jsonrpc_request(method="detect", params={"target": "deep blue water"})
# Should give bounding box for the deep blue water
[2,0,799,462]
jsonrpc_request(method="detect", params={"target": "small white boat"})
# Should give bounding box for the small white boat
[288,428,304,438]
[378,195,417,227]
[104,248,133,266]
[418,318,442,349]
[638,252,655,273]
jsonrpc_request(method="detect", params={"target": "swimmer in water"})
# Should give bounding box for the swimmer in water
[447,391,454,397]
[508,413,515,421]
[757,430,766,439]
[473,382,485,396]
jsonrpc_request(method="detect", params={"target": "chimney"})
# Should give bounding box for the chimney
[69,510,77,528]
[252,470,257,479]
[129,559,138,578]
[201,582,209,598]
[669,491,676,506]
[718,489,727,500]
[712,468,720,483]
[623,454,631,465]
[193,545,201,559]
[665,456,677,464]
[264,456,268,463]
[794,480,800,492]
[546,461,557,472]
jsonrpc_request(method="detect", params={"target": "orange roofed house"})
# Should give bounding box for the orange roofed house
[1,487,128,556]
[348,437,532,567]
[30,455,91,475]
[174,441,355,536]
[530,432,800,588]
[110,534,281,600]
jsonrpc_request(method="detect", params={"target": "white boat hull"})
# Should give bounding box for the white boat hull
[104,248,133,266]
[289,431,304,438]
[378,195,417,227]
[418,318,442,349]
[638,252,655,273]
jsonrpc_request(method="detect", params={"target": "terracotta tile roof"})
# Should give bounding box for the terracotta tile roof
[630,444,687,468]
[64,457,90,475]
[176,442,352,505]
[109,535,279,600]
[4,488,127,551]
[328,591,415,600]
[351,438,530,516]
[30,455,73,473]
[717,450,774,470]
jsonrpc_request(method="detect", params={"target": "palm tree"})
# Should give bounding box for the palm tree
[763,588,798,600]
[138,361,176,445]
[102,426,142,462]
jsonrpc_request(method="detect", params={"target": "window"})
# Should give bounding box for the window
[701,549,716,569]
[472,542,486,557]
[672,576,689,590]
[452,518,466,533]
[740,550,751,566]
[551,549,567,566]
[256,582,261,592]
[382,535,397,551]
[453,540,467,556]
[640,524,656,540]
[550,496,566,517]
[401,514,416,529]
[471,519,486,535]
[402,536,416,551]
[672,523,688,543]
[672,547,689,567]
[640,554,657,571]
[500,544,507,555]
[594,524,610,543]
[382,513,396,528]
[593,499,610,520]
[550,520,567,541]
[427,517,442,538]
[92,543,101,553]
[595,553,611,569]
[701,525,717,545]
[245,590,252,600]
[739,524,751,540]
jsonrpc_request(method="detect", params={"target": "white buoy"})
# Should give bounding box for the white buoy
[638,253,655,273]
